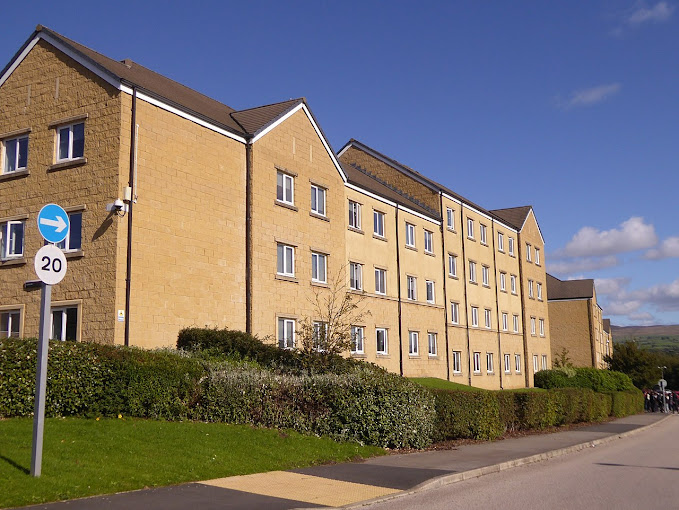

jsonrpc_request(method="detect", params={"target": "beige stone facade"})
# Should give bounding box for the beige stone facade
[1,27,556,389]
[547,275,612,369]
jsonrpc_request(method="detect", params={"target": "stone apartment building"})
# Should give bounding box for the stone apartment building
[0,26,551,388]
[546,274,612,368]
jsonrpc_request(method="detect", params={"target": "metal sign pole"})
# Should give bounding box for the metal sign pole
[31,282,52,477]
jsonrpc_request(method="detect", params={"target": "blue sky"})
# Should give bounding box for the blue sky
[2,1,677,326]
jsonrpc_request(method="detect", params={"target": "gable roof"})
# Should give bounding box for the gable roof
[546,273,594,300]
[490,206,533,230]
[1,26,330,147]
[603,319,611,333]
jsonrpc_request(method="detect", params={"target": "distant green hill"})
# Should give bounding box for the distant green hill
[612,325,679,355]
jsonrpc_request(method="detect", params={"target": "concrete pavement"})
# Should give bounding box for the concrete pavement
[18,413,668,510]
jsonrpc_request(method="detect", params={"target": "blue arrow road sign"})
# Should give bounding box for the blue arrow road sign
[37,204,69,244]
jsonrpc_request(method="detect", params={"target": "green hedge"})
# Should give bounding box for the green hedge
[432,390,504,440]
[0,337,433,448]
[534,367,636,392]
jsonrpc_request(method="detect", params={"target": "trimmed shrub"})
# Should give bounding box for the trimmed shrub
[605,390,644,417]
[534,367,636,392]
[432,390,504,441]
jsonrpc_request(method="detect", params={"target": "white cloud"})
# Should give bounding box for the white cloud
[547,256,619,276]
[561,83,621,108]
[555,217,658,258]
[634,278,679,311]
[644,236,679,259]
[629,311,655,321]
[627,1,674,25]
[606,299,644,315]
[594,277,631,295]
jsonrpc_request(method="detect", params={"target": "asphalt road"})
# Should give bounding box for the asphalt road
[362,415,679,510]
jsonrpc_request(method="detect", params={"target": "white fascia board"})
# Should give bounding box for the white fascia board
[345,182,397,208]
[135,91,246,143]
[441,191,462,206]
[461,203,493,222]
[0,37,40,88]
[400,206,441,225]
[547,297,591,302]
[251,103,347,182]
[492,219,517,234]
[336,142,351,159]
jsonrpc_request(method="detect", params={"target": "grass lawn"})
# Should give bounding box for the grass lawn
[0,417,385,508]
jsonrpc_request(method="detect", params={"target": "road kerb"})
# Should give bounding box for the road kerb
[331,415,671,510]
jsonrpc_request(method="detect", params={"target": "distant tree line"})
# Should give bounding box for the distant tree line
[605,341,679,390]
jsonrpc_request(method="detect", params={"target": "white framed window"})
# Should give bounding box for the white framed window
[278,318,295,349]
[530,317,536,336]
[55,212,82,252]
[539,318,545,337]
[310,184,326,216]
[533,354,539,372]
[313,321,328,351]
[1,220,25,259]
[502,312,508,331]
[452,351,462,373]
[528,280,534,298]
[373,210,385,237]
[535,248,541,266]
[450,302,459,324]
[508,237,515,256]
[348,200,361,229]
[484,308,492,329]
[448,254,457,277]
[56,122,84,162]
[407,275,417,300]
[513,314,519,333]
[510,274,517,294]
[515,354,522,373]
[350,262,363,290]
[473,352,481,373]
[482,265,490,287]
[2,135,28,174]
[376,328,388,355]
[469,261,477,283]
[405,222,416,247]
[424,230,434,254]
[374,268,386,295]
[471,306,479,327]
[526,243,532,262]
[542,355,548,371]
[428,332,437,356]
[351,326,364,354]
[480,224,487,244]
[0,310,20,338]
[51,306,79,341]
[500,272,506,291]
[446,208,455,230]
[497,232,504,252]
[426,280,435,304]
[409,331,419,355]
[277,171,294,205]
[486,352,494,373]
[537,282,543,301]
[467,218,474,239]
[276,243,294,276]
[311,252,327,283]
[504,353,511,373]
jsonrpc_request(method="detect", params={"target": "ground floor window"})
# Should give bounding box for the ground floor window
[541,355,548,371]
[51,306,78,341]
[533,354,539,373]
[376,328,388,354]
[452,351,461,373]
[473,352,481,373]
[278,318,295,349]
[351,326,364,354]
[409,331,419,355]
[427,332,437,356]
[486,352,494,373]
[515,354,522,373]
[0,309,20,338]
[504,353,511,373]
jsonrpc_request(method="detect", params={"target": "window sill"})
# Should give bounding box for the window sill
[467,237,475,242]
[448,274,458,280]
[405,245,417,252]
[347,226,364,235]
[480,242,488,247]
[311,281,328,288]
[424,251,435,257]
[446,228,456,234]
[0,169,29,182]
[469,281,478,286]
[376,353,390,358]
[351,353,366,358]
[428,355,438,359]
[275,274,298,283]
[452,372,463,377]
[274,200,298,212]
[48,157,87,172]
[0,257,26,267]
[64,250,84,259]
[482,284,490,289]
[309,211,329,222]
[373,234,387,242]
[408,355,420,359]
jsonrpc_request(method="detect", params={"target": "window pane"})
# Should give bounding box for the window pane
[284,175,292,202]
[69,213,82,250]
[5,139,16,172]
[59,127,70,160]
[277,244,284,273]
[65,308,78,341]
[0,313,9,338]
[72,123,85,158]
[18,137,28,168]
[277,173,284,201]
[285,247,293,274]
[51,311,63,341]
[318,189,325,215]
[9,222,23,255]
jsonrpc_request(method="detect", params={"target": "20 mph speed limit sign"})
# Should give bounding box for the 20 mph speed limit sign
[34,244,67,285]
